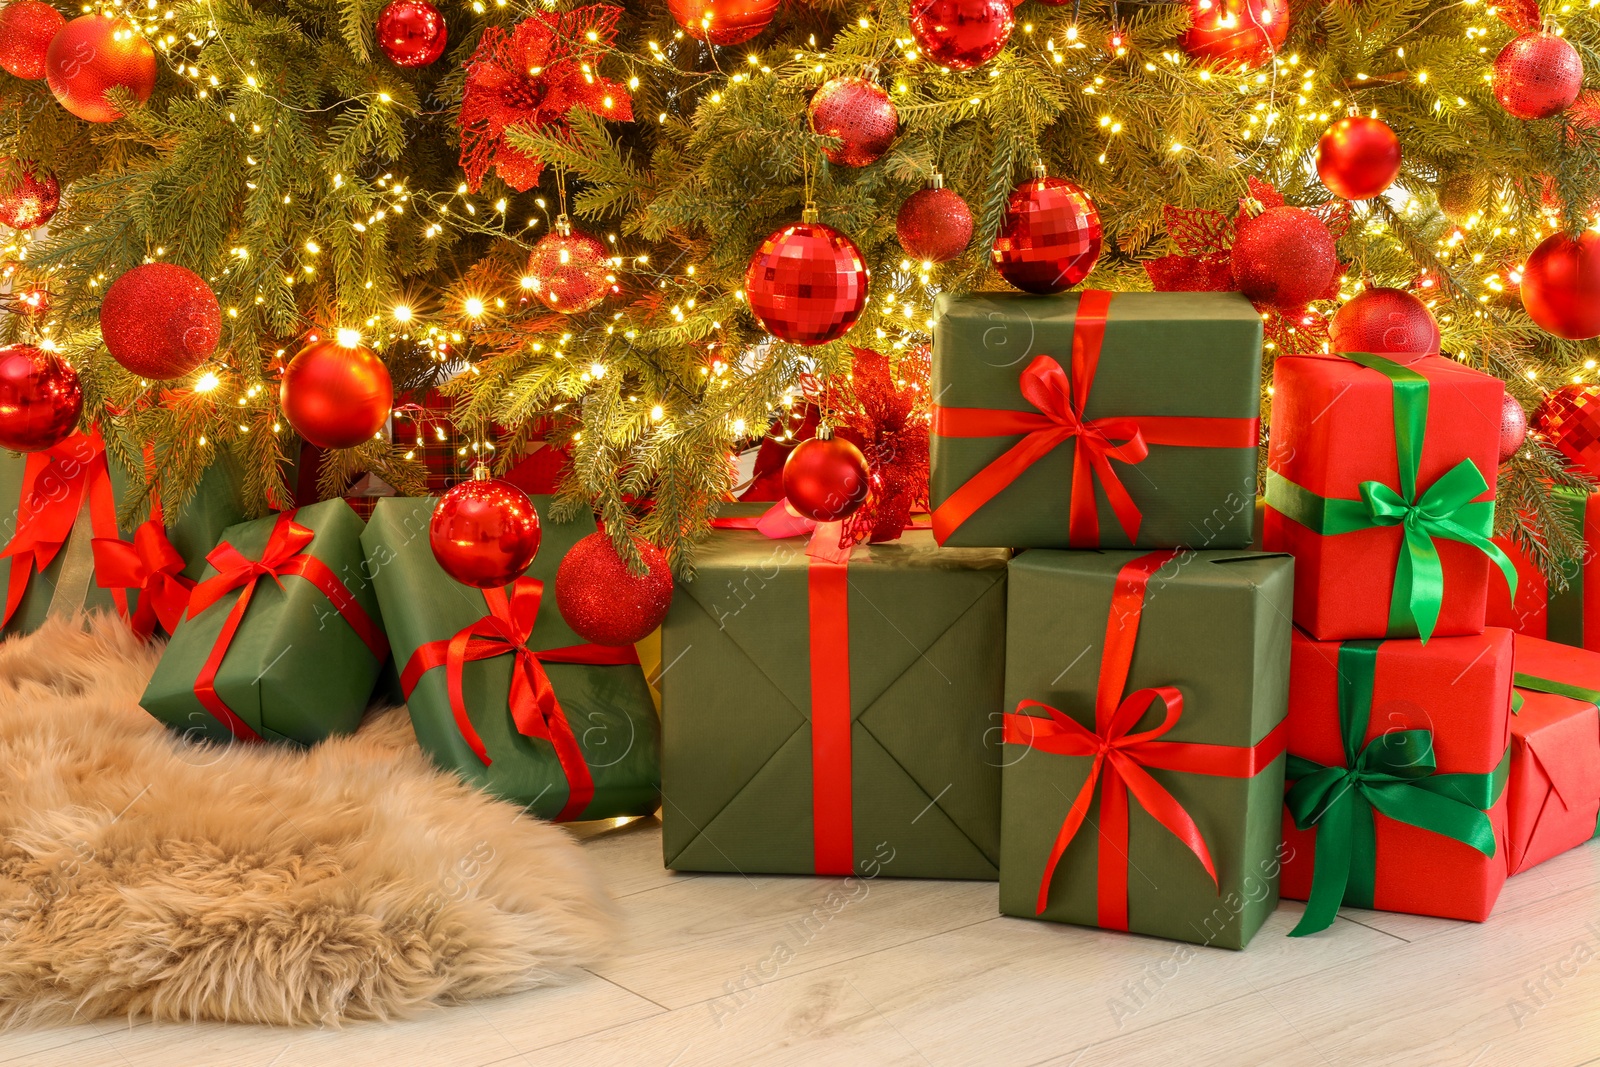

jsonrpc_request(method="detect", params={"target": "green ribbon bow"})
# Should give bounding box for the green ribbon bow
[1511,672,1600,715]
[1265,352,1517,643]
[1284,640,1508,937]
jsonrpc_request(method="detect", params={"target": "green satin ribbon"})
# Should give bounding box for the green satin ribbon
[1511,672,1600,715]
[1284,640,1508,937]
[1265,352,1517,643]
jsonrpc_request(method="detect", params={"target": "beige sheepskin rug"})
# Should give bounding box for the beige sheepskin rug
[0,613,618,1027]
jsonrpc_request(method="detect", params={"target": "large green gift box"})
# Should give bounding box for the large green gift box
[1000,549,1293,948]
[362,497,660,821]
[141,498,388,746]
[929,289,1264,550]
[661,526,1009,879]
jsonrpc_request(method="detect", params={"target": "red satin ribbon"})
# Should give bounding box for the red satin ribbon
[398,576,640,823]
[91,520,194,639]
[1002,550,1287,925]
[931,290,1260,547]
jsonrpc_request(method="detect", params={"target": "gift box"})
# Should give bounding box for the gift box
[1264,352,1514,642]
[661,523,1009,878]
[363,496,659,821]
[999,549,1293,948]
[1505,634,1600,875]
[928,289,1263,550]
[1486,487,1600,650]
[1280,629,1513,934]
[141,499,388,746]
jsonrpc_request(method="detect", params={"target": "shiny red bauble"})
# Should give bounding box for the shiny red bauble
[376,0,447,67]
[897,179,973,263]
[1499,393,1529,464]
[1535,384,1600,479]
[1317,116,1402,201]
[667,0,779,46]
[1329,287,1440,355]
[99,263,221,380]
[783,436,870,522]
[0,345,82,453]
[280,337,394,449]
[745,220,869,345]
[1230,206,1337,310]
[1181,0,1289,71]
[992,174,1103,294]
[0,1,65,80]
[525,218,612,314]
[429,477,542,589]
[809,77,897,168]
[1522,231,1600,340]
[555,532,674,646]
[910,0,1014,72]
[1494,31,1583,120]
[0,162,60,230]
[46,16,158,123]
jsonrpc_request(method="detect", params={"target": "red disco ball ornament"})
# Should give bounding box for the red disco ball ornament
[745,214,869,345]
[1494,31,1583,120]
[1231,206,1337,310]
[99,263,221,380]
[1499,392,1529,464]
[1329,287,1440,355]
[0,1,65,80]
[280,334,394,448]
[809,76,897,168]
[525,216,612,314]
[555,532,674,646]
[1182,0,1289,71]
[992,171,1103,294]
[1317,116,1403,201]
[1522,231,1600,340]
[897,174,973,263]
[45,16,158,123]
[783,435,870,522]
[666,0,778,46]
[910,0,1014,72]
[0,344,82,452]
[0,161,60,230]
[429,475,542,588]
[376,0,447,67]
[1536,384,1600,479]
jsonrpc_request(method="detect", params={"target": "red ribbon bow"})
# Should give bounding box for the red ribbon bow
[92,519,194,639]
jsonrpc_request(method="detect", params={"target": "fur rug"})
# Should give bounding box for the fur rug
[0,614,618,1027]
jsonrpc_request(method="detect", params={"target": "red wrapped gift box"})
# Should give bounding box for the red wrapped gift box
[1486,487,1600,651]
[1506,634,1600,875]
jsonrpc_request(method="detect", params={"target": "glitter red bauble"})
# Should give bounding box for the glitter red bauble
[1499,393,1529,464]
[376,0,447,67]
[99,263,221,380]
[1230,206,1337,310]
[910,0,1014,72]
[280,338,394,449]
[992,175,1103,294]
[0,1,65,80]
[1494,31,1583,120]
[1522,231,1600,340]
[1181,0,1289,71]
[46,16,158,123]
[897,183,973,263]
[1329,287,1440,355]
[666,0,778,46]
[429,478,542,589]
[526,220,612,314]
[745,220,869,345]
[1535,384,1600,479]
[0,162,60,230]
[809,77,897,168]
[0,344,81,452]
[1317,116,1402,201]
[783,436,870,522]
[555,532,674,646]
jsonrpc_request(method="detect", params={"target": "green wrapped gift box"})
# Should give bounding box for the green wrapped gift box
[362,497,660,821]
[141,498,388,746]
[662,524,1009,879]
[1000,548,1292,948]
[929,290,1263,550]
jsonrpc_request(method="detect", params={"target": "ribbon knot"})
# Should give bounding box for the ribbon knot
[188,518,317,617]
[92,519,194,639]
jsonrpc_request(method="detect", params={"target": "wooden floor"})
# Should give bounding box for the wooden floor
[11,817,1600,1067]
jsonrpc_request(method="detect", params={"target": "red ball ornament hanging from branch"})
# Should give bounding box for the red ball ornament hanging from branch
[525,215,613,314]
[1329,287,1440,355]
[1493,29,1583,120]
[809,76,897,168]
[910,0,1014,72]
[0,1,65,80]
[0,161,61,231]
[430,469,543,589]
[992,166,1103,294]
[1181,0,1289,71]
[45,15,158,123]
[1535,384,1600,480]
[783,433,871,522]
[745,206,870,345]
[0,344,82,453]
[280,331,394,448]
[1521,230,1600,340]
[555,532,675,646]
[1317,116,1403,201]
[667,0,779,46]
[1230,205,1338,311]
[897,173,973,263]
[376,0,448,67]
[99,263,222,380]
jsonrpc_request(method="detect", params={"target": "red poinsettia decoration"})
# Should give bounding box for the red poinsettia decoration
[833,346,932,546]
[458,5,633,193]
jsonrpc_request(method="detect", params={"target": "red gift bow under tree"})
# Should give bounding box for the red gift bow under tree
[1002,550,1287,926]
[91,447,193,640]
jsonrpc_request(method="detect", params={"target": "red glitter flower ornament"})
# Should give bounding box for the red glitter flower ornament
[831,346,932,546]
[457,5,633,193]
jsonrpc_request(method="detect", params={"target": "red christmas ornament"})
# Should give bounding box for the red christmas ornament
[745,212,870,345]
[992,169,1103,294]
[525,216,612,314]
[1522,231,1600,340]
[0,161,60,230]
[99,263,221,380]
[429,473,542,588]
[896,173,973,263]
[1535,384,1600,479]
[809,77,897,168]
[0,344,82,452]
[1317,116,1402,201]
[46,16,158,123]
[280,334,394,448]
[376,0,447,68]
[1230,206,1338,311]
[834,345,932,545]
[1494,31,1583,120]
[1181,0,1289,71]
[1329,287,1440,355]
[0,1,65,80]
[783,434,871,522]
[910,0,1014,72]
[667,0,779,47]
[1499,393,1529,463]
[555,532,674,646]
